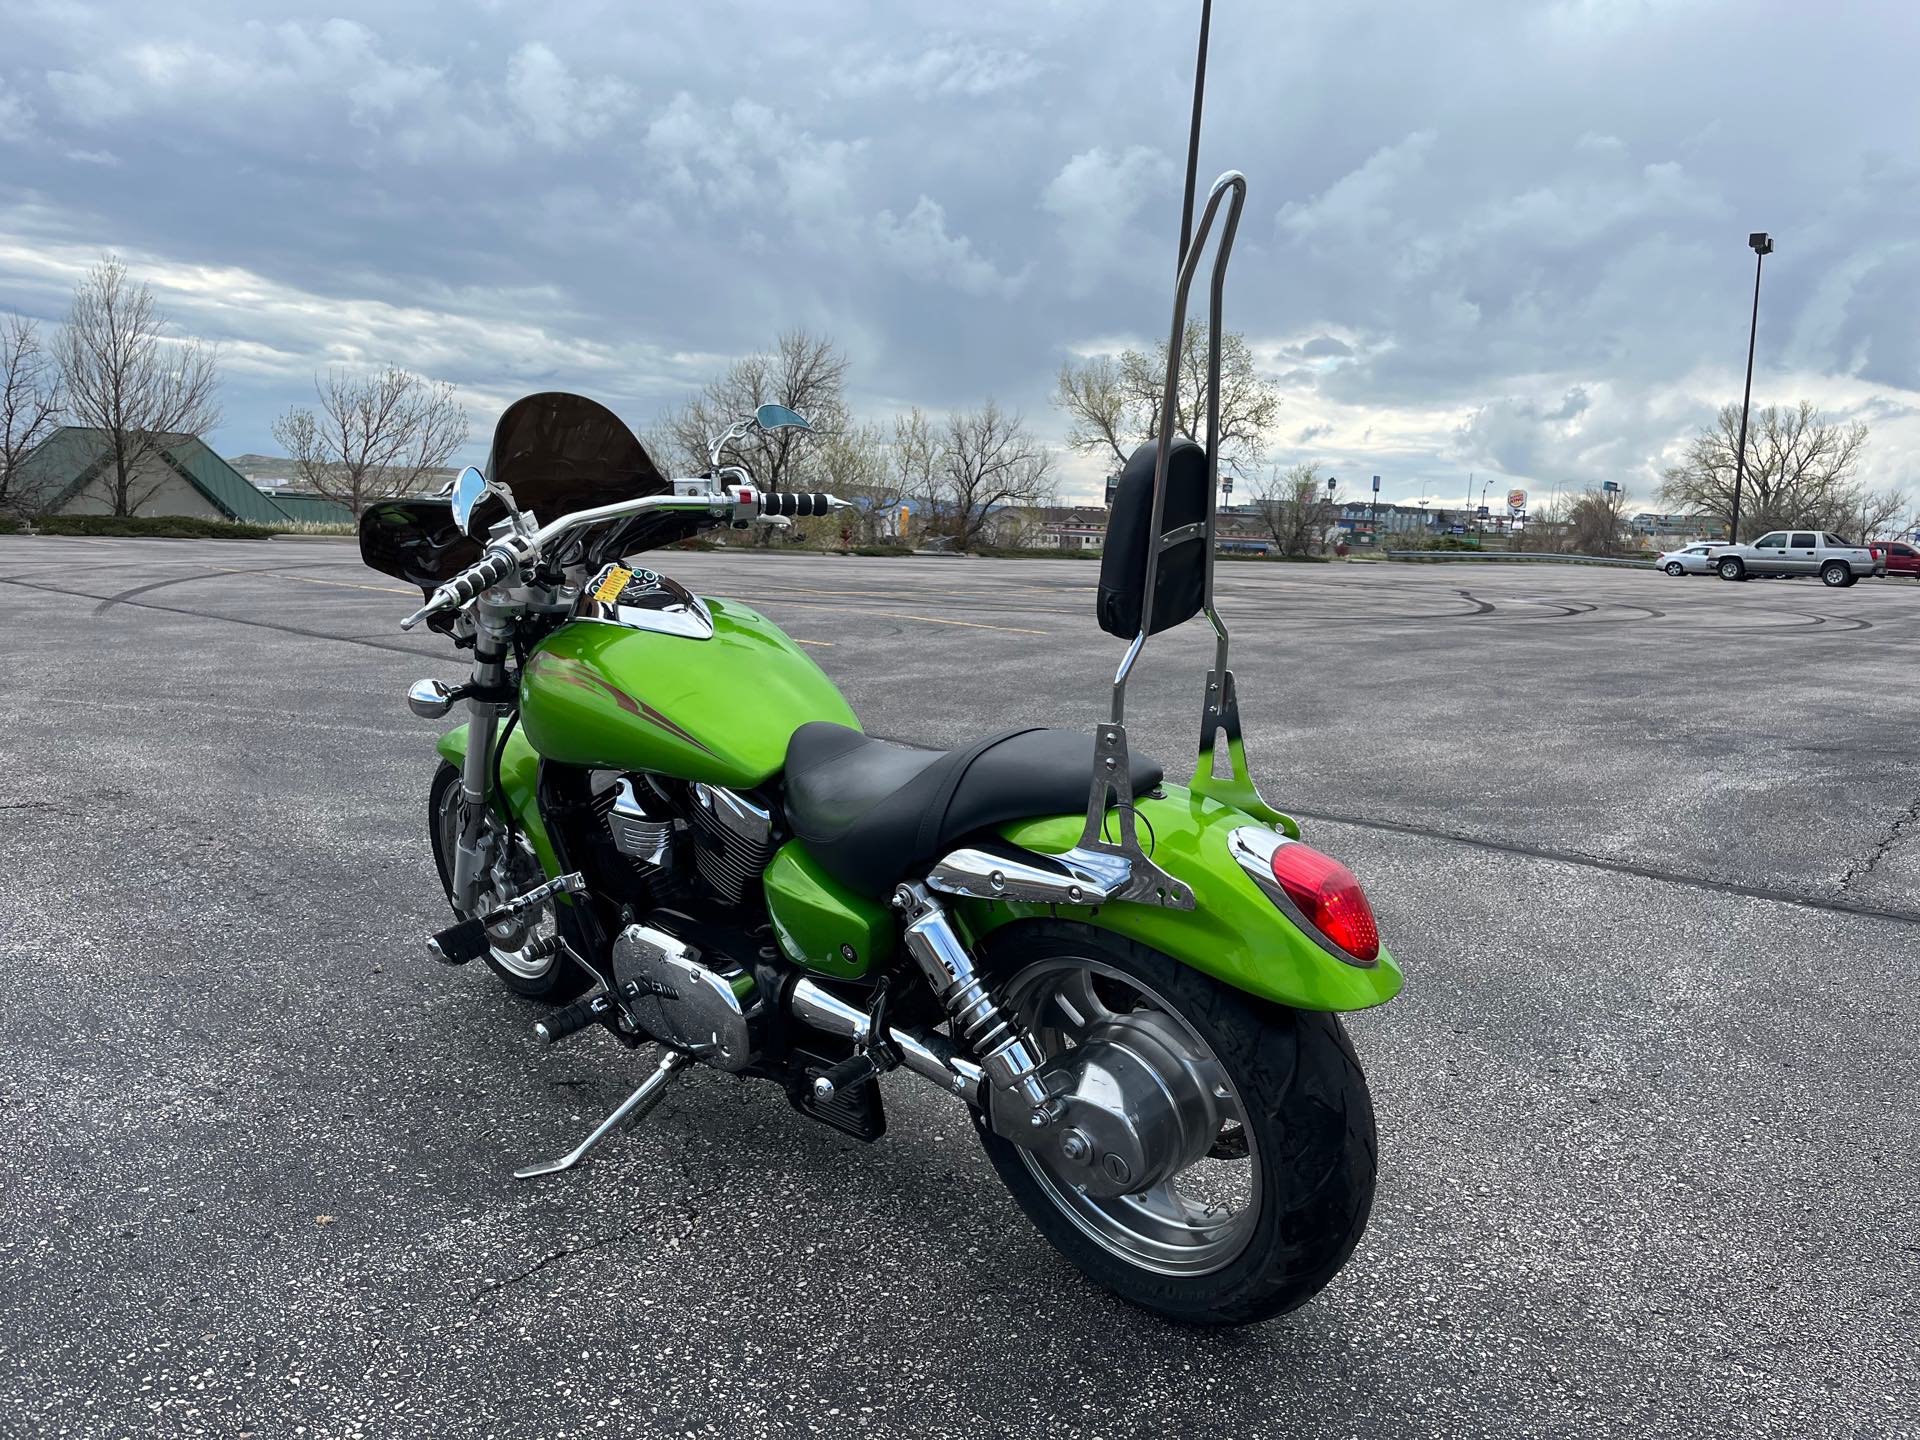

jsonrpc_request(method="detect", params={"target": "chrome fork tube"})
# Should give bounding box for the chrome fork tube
[451,606,514,912]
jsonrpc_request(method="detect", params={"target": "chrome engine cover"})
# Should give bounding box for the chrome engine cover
[612,923,757,1072]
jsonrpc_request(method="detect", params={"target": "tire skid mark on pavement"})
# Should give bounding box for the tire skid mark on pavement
[89,560,398,616]
[0,576,440,658]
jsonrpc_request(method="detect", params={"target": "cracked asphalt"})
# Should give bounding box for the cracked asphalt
[2,536,1917,1439]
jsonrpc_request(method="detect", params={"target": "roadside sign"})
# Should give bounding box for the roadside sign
[1507,488,1527,511]
[1602,480,1621,493]
[1372,475,1381,492]
[1477,506,1489,518]
[1449,525,1465,534]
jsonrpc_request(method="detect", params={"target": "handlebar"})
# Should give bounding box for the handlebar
[399,485,851,631]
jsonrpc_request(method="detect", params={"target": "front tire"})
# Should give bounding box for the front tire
[1718,557,1746,581]
[428,761,590,1001]
[974,922,1377,1326]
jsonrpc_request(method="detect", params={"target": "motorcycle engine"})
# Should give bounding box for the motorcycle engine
[684,783,776,902]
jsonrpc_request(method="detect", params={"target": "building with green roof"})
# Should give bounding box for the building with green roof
[8,428,351,525]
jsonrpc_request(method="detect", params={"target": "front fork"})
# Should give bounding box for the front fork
[450,601,516,914]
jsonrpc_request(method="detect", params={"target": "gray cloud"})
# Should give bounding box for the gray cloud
[0,0,1915,507]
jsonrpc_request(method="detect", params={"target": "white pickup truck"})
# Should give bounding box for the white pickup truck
[1709,529,1876,587]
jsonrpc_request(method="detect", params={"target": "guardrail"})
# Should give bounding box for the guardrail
[1382,550,1657,569]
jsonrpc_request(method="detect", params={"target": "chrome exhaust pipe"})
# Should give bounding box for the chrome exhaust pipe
[788,977,985,1107]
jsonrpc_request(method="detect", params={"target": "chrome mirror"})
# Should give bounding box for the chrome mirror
[449,466,487,535]
[754,403,812,432]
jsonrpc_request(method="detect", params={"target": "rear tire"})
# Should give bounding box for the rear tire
[1664,562,1685,576]
[428,761,591,1002]
[973,922,1377,1326]
[1821,561,1851,588]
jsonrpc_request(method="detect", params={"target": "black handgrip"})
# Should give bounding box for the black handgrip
[534,993,611,1046]
[760,492,835,518]
[447,545,522,603]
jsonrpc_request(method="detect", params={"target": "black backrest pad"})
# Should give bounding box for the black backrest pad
[1096,437,1209,639]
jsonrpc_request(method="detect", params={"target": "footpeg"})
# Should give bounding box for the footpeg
[534,992,616,1046]
[427,917,490,966]
[514,1048,690,1180]
[811,1051,884,1102]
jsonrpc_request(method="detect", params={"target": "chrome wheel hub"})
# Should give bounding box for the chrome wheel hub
[996,956,1261,1277]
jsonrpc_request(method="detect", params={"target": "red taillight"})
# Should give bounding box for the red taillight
[1269,843,1380,962]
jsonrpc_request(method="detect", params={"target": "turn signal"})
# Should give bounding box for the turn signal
[1269,844,1380,963]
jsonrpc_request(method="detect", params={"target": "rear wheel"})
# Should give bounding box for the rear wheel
[428,761,590,1001]
[1821,561,1851,588]
[974,922,1376,1326]
[1664,562,1685,576]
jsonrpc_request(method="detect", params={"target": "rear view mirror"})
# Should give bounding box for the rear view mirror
[449,466,487,536]
[755,404,812,432]
[1096,439,1209,639]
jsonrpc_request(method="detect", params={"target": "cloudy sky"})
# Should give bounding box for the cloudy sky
[1,0,1914,507]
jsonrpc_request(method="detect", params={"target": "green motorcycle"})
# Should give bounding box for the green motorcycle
[359,172,1401,1325]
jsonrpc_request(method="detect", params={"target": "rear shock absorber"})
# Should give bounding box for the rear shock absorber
[892,882,1058,1126]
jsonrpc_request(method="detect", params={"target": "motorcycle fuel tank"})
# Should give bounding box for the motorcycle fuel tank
[519,591,858,789]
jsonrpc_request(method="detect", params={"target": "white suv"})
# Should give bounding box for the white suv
[1711,530,1875,587]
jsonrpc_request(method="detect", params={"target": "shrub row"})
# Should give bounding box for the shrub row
[6,514,280,539]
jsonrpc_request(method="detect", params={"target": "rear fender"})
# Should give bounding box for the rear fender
[955,784,1402,1012]
[436,722,564,882]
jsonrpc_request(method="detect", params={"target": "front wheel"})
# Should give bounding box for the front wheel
[1718,557,1746,581]
[974,922,1377,1326]
[428,761,590,1001]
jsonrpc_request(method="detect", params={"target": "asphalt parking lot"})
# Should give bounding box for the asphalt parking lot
[2,536,1916,1439]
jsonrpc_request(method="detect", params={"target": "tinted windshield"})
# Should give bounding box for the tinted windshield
[480,392,693,565]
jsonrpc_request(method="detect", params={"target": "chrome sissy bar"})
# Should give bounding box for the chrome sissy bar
[1077,169,1292,904]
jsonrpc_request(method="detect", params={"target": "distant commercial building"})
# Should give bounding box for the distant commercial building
[1629,511,1722,542]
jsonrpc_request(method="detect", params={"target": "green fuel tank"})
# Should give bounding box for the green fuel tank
[518,588,858,789]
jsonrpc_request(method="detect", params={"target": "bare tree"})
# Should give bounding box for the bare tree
[938,401,1053,551]
[1053,320,1280,476]
[1250,461,1333,556]
[1660,401,1870,541]
[812,422,899,546]
[890,406,945,543]
[1835,486,1905,544]
[272,367,469,518]
[55,257,219,516]
[662,331,850,547]
[666,330,849,489]
[1,312,65,515]
[1564,487,1627,555]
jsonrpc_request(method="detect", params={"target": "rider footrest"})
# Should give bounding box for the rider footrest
[427,917,490,966]
[787,1045,887,1142]
[534,992,615,1046]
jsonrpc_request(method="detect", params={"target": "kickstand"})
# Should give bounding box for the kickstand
[514,1048,691,1180]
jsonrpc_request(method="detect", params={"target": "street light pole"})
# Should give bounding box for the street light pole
[1728,231,1773,545]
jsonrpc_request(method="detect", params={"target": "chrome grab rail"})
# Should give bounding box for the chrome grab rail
[1111,169,1247,724]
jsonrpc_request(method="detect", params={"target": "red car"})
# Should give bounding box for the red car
[1869,541,1919,578]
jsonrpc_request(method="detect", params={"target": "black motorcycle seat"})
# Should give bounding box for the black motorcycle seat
[782,722,1164,900]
